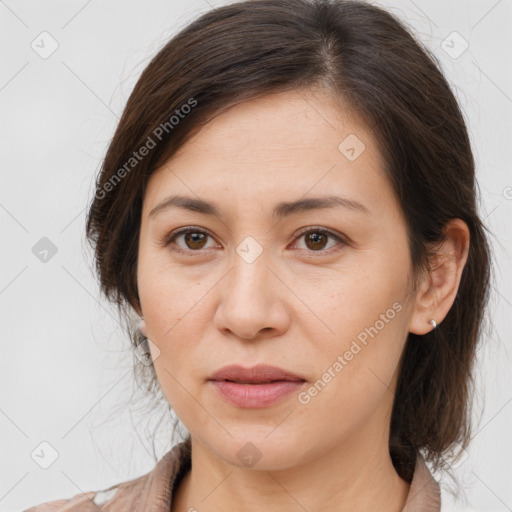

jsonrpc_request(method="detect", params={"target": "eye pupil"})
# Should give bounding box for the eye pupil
[305,232,328,251]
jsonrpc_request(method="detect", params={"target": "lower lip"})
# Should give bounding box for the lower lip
[209,380,305,408]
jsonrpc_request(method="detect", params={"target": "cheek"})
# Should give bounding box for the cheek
[146,310,206,422]
[137,254,214,374]
[295,308,407,443]
[137,245,205,339]
[141,278,204,366]
[299,251,410,349]
[298,247,410,409]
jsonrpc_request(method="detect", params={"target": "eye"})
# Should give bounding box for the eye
[162,227,218,254]
[292,227,347,255]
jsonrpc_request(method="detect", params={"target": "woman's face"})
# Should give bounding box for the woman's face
[137,88,416,469]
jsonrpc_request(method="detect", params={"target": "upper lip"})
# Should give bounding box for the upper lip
[208,364,306,383]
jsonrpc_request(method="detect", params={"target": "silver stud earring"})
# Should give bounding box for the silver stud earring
[429,319,437,329]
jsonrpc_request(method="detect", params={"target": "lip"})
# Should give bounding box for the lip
[208,364,305,383]
[207,364,306,408]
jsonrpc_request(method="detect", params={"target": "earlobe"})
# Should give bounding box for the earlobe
[133,302,147,335]
[409,218,470,335]
[137,316,147,337]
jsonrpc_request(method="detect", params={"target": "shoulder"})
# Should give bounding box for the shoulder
[23,442,190,512]
[23,472,148,512]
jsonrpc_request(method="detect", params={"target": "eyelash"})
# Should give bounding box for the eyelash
[160,226,347,257]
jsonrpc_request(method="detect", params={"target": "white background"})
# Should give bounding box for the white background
[1,1,511,510]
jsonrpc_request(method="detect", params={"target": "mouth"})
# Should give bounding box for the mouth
[207,364,306,408]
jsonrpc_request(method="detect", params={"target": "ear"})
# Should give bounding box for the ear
[409,218,470,335]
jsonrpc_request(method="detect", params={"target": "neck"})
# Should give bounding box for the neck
[172,429,410,512]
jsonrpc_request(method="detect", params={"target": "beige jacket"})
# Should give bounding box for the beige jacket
[24,441,441,511]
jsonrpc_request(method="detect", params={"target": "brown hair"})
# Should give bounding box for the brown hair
[85,0,492,483]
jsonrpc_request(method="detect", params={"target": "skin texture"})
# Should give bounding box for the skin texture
[135,88,470,512]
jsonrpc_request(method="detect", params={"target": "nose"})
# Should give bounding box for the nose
[213,253,291,341]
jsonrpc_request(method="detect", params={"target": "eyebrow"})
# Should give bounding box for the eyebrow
[148,194,371,220]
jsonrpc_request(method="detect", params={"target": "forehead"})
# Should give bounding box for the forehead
[172,88,376,162]
[142,88,392,219]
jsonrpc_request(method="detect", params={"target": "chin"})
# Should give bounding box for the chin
[203,428,309,471]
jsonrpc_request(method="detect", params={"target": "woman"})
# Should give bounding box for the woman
[25,0,491,510]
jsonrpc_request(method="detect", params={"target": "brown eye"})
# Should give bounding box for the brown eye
[164,227,216,253]
[294,228,346,254]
